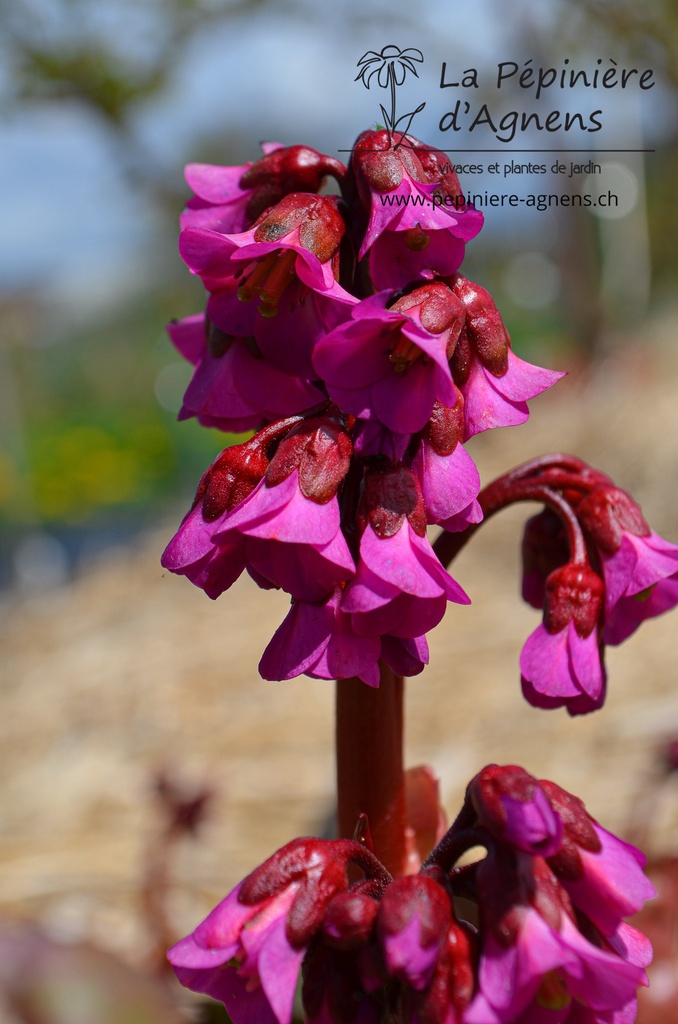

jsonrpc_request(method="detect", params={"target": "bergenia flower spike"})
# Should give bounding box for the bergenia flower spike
[163,126,672,1024]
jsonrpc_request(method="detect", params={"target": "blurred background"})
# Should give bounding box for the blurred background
[1,0,677,1020]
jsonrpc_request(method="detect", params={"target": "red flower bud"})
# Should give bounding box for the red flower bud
[266,416,353,503]
[449,273,510,377]
[240,144,346,222]
[252,192,346,264]
[363,463,427,539]
[194,436,270,521]
[543,564,604,637]
[577,485,651,555]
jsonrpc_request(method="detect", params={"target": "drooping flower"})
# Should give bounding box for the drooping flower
[468,765,564,858]
[259,587,429,687]
[313,284,465,440]
[466,852,648,1024]
[350,129,483,289]
[168,838,377,1024]
[448,273,564,438]
[377,874,451,991]
[179,192,356,379]
[161,414,356,603]
[342,465,470,639]
[520,564,606,716]
[575,485,678,645]
[167,313,324,431]
[181,142,347,234]
[541,780,657,940]
[409,398,482,532]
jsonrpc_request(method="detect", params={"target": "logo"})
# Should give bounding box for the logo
[355,46,426,145]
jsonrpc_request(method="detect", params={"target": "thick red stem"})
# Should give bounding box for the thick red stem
[335,664,407,877]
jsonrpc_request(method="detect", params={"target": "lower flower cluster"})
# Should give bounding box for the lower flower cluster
[169,765,655,1024]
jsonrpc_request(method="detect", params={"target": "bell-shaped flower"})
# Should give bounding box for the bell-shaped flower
[342,465,469,639]
[181,142,347,234]
[541,780,657,940]
[350,129,483,289]
[160,432,272,598]
[448,274,564,438]
[167,313,324,431]
[219,418,355,602]
[377,875,451,991]
[409,399,482,532]
[259,587,429,687]
[468,765,564,859]
[169,838,370,1024]
[576,485,678,645]
[179,192,355,379]
[313,284,465,441]
[520,564,606,716]
[466,854,648,1024]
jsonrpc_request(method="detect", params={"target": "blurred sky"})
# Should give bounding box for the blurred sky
[1,0,674,311]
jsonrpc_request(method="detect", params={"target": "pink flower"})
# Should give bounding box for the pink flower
[350,130,483,289]
[161,434,271,598]
[410,428,482,532]
[469,765,564,859]
[181,142,347,234]
[448,274,564,438]
[377,875,451,991]
[467,855,648,1024]
[600,530,678,644]
[519,565,606,716]
[179,192,355,379]
[342,466,469,639]
[161,415,356,603]
[313,284,465,439]
[259,588,429,687]
[169,838,362,1024]
[542,780,657,939]
[576,486,678,644]
[169,880,305,1024]
[167,313,324,431]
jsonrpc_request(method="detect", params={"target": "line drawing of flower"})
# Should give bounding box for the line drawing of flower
[355,45,426,144]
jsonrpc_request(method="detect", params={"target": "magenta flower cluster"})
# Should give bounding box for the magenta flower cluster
[162,131,567,686]
[503,458,678,715]
[169,763,655,1024]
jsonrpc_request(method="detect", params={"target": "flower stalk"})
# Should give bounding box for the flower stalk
[336,664,407,877]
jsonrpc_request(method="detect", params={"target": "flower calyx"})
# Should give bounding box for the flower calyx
[362,463,427,539]
[544,563,604,637]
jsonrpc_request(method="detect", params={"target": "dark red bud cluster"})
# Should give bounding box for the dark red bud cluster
[240,144,346,223]
[362,464,427,539]
[266,416,353,504]
[448,273,510,380]
[252,193,346,263]
[240,837,384,948]
[543,564,604,637]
